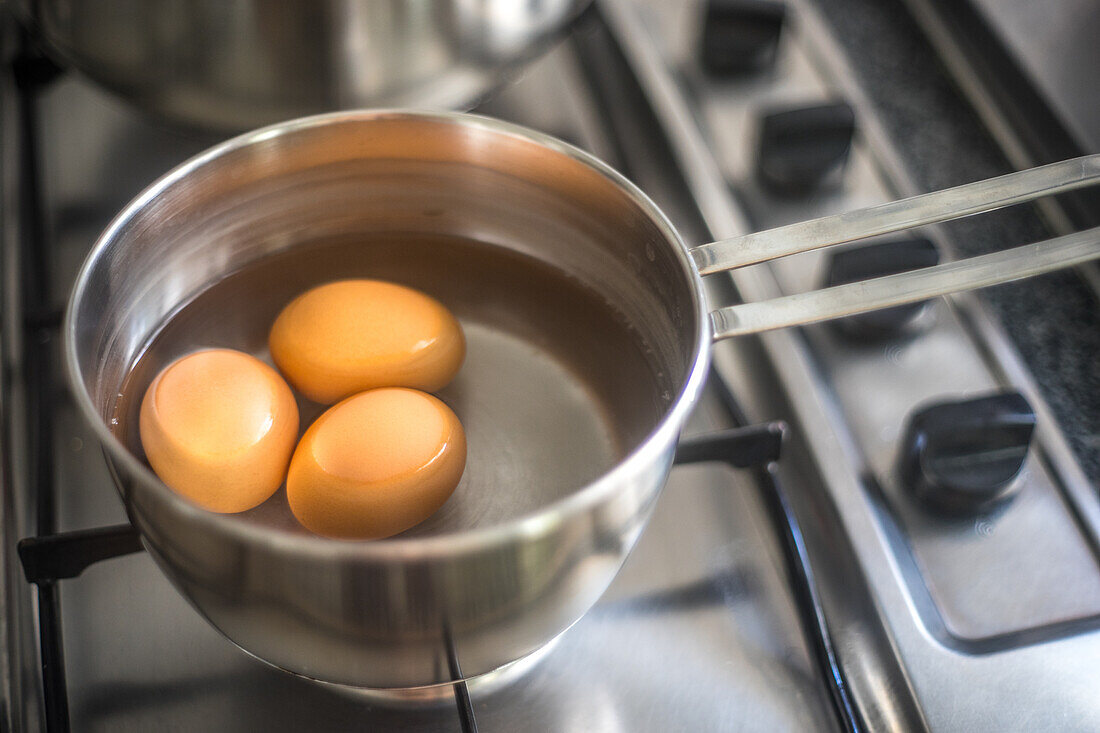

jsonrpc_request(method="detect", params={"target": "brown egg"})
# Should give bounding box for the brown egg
[286,388,466,539]
[139,349,299,513]
[269,279,465,404]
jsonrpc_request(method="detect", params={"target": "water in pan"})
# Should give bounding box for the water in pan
[111,233,670,538]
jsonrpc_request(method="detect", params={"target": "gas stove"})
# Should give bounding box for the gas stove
[3,1,1099,731]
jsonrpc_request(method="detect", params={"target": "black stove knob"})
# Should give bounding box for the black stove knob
[823,237,940,340]
[897,391,1036,515]
[755,101,855,195]
[701,0,787,76]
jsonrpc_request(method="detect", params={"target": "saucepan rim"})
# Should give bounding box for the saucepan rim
[63,109,712,561]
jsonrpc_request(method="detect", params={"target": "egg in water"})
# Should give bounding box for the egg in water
[139,348,299,513]
[269,279,465,404]
[286,387,466,539]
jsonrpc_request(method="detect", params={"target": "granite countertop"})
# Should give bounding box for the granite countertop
[810,0,1100,487]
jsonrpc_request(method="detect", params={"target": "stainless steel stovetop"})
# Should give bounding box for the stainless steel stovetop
[4,1,1100,731]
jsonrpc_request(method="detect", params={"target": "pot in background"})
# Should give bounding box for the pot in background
[15,0,592,131]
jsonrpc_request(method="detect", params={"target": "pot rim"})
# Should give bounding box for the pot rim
[63,109,712,560]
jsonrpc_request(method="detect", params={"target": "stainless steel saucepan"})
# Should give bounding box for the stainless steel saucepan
[15,0,592,130]
[64,111,1100,692]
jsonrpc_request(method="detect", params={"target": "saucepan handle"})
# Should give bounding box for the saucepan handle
[686,155,1100,341]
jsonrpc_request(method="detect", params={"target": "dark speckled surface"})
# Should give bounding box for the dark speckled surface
[809,0,1100,487]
